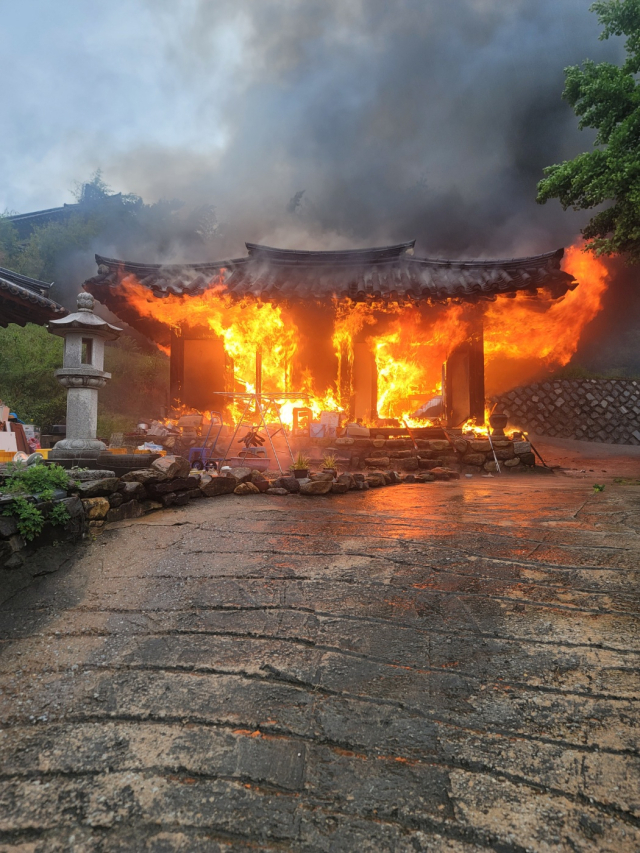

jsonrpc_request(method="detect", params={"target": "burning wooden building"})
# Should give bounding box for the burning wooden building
[83,241,577,427]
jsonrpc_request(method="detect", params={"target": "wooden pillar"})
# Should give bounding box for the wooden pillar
[169,327,184,410]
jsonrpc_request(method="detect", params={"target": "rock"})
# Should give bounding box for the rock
[470,440,491,452]
[366,473,386,488]
[199,477,237,497]
[403,474,417,483]
[484,461,499,473]
[513,440,531,455]
[0,516,18,538]
[492,440,512,448]
[399,457,419,471]
[415,439,430,449]
[415,473,436,482]
[121,469,167,484]
[386,439,410,450]
[310,472,334,482]
[87,520,105,535]
[140,500,163,513]
[386,471,402,484]
[75,478,120,498]
[160,493,176,507]
[389,449,413,459]
[365,456,390,468]
[430,467,452,480]
[228,467,253,484]
[372,439,386,448]
[331,482,349,493]
[504,457,521,467]
[272,476,301,493]
[234,482,261,495]
[118,481,147,500]
[253,479,271,493]
[299,479,333,495]
[336,473,355,490]
[68,468,116,481]
[173,492,190,505]
[519,452,536,466]
[462,453,486,466]
[335,437,355,445]
[428,440,450,452]
[108,493,124,508]
[266,487,289,496]
[250,471,267,484]
[186,488,203,499]
[81,497,110,520]
[151,455,191,479]
[106,500,144,523]
[495,448,515,460]
[453,438,468,454]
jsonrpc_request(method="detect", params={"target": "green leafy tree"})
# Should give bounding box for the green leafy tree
[537,0,640,262]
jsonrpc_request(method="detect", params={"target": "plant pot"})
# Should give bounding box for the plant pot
[293,468,309,479]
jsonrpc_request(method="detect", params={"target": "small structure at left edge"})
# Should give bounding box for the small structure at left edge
[48,291,122,465]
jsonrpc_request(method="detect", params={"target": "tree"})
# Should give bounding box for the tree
[537,0,640,263]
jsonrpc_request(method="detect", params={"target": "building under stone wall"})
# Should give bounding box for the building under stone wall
[492,378,640,444]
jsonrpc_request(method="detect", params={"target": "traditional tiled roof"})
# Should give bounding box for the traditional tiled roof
[0,267,67,328]
[85,241,576,308]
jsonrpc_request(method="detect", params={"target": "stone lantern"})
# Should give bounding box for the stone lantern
[48,291,122,463]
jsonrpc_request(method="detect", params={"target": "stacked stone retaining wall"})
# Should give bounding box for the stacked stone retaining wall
[492,378,640,444]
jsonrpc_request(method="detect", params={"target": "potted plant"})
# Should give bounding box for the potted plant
[322,453,338,477]
[291,452,310,479]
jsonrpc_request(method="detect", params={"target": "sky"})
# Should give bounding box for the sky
[0,0,623,260]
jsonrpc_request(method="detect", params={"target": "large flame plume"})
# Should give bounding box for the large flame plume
[113,242,608,426]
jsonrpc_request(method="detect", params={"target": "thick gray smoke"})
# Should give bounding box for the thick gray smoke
[102,0,621,261]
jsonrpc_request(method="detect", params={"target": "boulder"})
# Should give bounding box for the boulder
[75,478,120,498]
[504,457,521,468]
[140,500,163,513]
[234,482,261,495]
[513,440,532,456]
[199,477,237,497]
[336,473,355,490]
[430,467,460,481]
[462,453,486,467]
[385,439,410,450]
[108,493,124,508]
[494,448,515,461]
[173,492,190,506]
[330,482,349,493]
[81,497,110,520]
[366,473,386,488]
[470,440,491,453]
[272,476,300,493]
[0,516,18,538]
[453,438,468,454]
[310,472,334,482]
[228,467,253,484]
[106,500,144,523]
[492,440,512,449]
[386,471,401,484]
[372,438,386,448]
[399,457,419,471]
[266,487,289,496]
[299,479,333,495]
[428,440,450,452]
[160,493,176,507]
[415,439,430,449]
[335,437,355,446]
[68,468,116,482]
[250,470,267,484]
[519,452,536,466]
[186,488,203,499]
[121,469,167,484]
[389,449,412,459]
[151,455,191,479]
[415,473,436,482]
[118,481,147,500]
[365,456,390,468]
[403,474,417,483]
[253,479,271,493]
[484,461,499,473]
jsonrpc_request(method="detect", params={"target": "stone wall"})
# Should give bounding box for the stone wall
[492,378,640,444]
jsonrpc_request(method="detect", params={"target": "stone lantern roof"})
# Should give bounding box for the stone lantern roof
[48,291,121,340]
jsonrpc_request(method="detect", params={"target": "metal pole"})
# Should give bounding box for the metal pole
[256,398,284,474]
[487,429,501,474]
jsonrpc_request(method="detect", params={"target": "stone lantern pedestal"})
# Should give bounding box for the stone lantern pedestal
[48,292,122,464]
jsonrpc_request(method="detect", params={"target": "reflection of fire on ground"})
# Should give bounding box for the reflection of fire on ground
[85,241,608,431]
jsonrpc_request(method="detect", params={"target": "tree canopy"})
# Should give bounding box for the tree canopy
[537,0,640,263]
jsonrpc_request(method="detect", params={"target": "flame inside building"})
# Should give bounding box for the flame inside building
[84,241,607,427]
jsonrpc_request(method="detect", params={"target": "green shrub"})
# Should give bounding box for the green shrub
[4,496,44,541]
[49,502,71,527]
[3,462,70,497]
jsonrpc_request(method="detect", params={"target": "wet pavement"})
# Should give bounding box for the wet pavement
[0,475,639,852]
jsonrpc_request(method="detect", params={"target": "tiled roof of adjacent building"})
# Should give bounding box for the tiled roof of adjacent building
[0,267,67,328]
